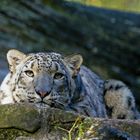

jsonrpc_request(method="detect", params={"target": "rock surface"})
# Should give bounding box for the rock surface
[0,104,139,140]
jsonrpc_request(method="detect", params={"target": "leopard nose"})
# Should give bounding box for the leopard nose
[35,90,50,99]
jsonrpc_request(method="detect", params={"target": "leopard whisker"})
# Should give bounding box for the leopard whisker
[50,99,66,107]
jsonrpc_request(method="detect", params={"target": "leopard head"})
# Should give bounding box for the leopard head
[7,49,83,108]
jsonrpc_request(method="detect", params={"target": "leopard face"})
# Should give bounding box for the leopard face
[5,49,83,109]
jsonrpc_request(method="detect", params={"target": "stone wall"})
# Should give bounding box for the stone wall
[0,104,140,140]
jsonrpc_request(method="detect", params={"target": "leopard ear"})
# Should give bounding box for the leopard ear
[64,54,83,76]
[7,49,26,72]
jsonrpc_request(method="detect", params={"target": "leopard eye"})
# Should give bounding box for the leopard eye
[54,72,64,80]
[24,70,34,77]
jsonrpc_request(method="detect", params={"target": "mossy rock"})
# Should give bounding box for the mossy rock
[0,104,140,139]
[0,104,40,132]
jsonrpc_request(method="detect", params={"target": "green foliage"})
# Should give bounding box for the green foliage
[66,0,140,13]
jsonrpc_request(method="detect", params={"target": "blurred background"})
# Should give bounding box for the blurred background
[0,0,140,109]
[67,0,140,13]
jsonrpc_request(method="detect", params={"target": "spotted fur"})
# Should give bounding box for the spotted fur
[0,49,107,118]
[104,79,139,119]
[0,49,139,119]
